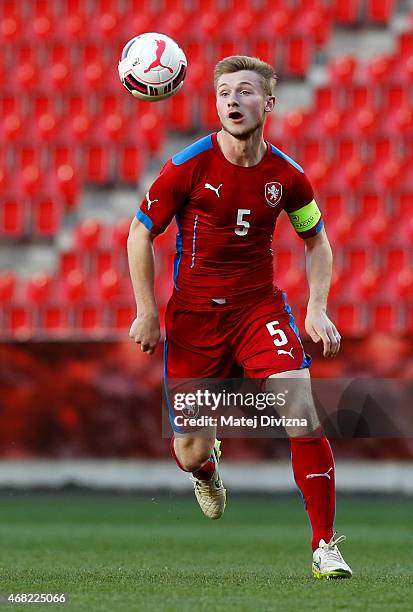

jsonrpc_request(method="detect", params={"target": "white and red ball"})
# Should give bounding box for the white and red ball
[118,32,187,101]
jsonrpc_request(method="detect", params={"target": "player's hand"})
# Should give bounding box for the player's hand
[305,308,341,358]
[129,313,160,354]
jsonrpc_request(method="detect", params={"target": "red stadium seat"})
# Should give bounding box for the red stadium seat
[329,56,357,85]
[319,108,344,137]
[301,140,326,166]
[0,1,22,42]
[98,269,122,301]
[282,110,309,138]
[353,269,381,301]
[26,272,53,305]
[373,159,403,191]
[261,6,293,36]
[7,305,32,336]
[0,271,16,304]
[370,303,401,334]
[28,0,55,40]
[138,112,165,154]
[333,138,358,164]
[366,54,394,84]
[32,196,63,238]
[160,10,188,39]
[84,145,110,183]
[382,248,410,273]
[394,267,413,299]
[296,5,331,46]
[398,33,413,60]
[284,38,312,76]
[52,164,80,209]
[1,110,24,143]
[346,84,373,110]
[334,303,366,336]
[41,305,69,333]
[13,47,40,91]
[112,218,131,249]
[0,197,25,237]
[332,0,359,24]
[305,158,331,191]
[369,138,397,164]
[344,247,376,274]
[322,192,347,221]
[95,1,122,40]
[117,144,144,183]
[165,93,192,130]
[60,251,85,276]
[202,93,221,131]
[110,303,135,329]
[314,86,341,112]
[197,10,223,40]
[75,219,103,250]
[366,0,395,23]
[94,250,118,275]
[75,304,105,331]
[63,269,87,303]
[382,84,409,113]
[247,40,277,66]
[185,60,210,92]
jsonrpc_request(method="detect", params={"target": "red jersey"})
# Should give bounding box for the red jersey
[136,132,323,308]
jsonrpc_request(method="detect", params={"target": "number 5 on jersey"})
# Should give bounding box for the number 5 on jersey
[235,209,251,236]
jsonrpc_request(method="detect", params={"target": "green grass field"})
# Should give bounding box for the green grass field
[0,493,412,611]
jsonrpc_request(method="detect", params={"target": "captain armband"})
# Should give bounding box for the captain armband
[288,199,321,233]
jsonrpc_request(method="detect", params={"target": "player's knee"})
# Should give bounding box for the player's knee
[175,437,215,472]
[285,401,320,438]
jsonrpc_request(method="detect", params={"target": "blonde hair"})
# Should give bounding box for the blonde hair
[214,56,277,96]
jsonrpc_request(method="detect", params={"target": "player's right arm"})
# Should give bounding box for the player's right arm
[127,158,190,353]
[127,218,159,354]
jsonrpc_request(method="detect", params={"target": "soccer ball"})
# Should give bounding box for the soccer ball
[118,32,187,101]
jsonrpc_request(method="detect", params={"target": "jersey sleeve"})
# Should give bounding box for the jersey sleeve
[135,159,189,235]
[284,170,324,239]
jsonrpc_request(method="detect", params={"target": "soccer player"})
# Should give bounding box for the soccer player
[127,56,352,579]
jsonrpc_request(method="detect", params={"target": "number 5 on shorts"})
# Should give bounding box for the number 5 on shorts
[266,320,288,346]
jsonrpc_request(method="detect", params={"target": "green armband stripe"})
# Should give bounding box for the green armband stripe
[288,199,321,233]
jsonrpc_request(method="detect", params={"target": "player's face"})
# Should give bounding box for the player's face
[216,70,274,140]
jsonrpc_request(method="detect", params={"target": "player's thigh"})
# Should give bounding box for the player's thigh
[164,298,233,379]
[164,299,233,434]
[266,369,320,436]
[233,291,311,379]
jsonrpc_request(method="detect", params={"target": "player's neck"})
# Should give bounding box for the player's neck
[217,129,267,167]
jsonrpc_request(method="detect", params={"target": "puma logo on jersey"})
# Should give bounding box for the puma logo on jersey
[204,183,223,198]
[146,191,159,210]
[306,467,333,480]
[277,347,294,358]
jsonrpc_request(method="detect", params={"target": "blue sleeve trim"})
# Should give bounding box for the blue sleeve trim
[270,145,304,173]
[313,218,324,235]
[172,134,213,165]
[136,209,153,232]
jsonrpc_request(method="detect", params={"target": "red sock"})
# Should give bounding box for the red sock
[170,437,216,481]
[290,436,335,551]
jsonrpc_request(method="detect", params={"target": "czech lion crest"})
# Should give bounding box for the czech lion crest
[265,181,283,207]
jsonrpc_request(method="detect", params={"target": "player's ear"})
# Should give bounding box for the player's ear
[265,96,276,112]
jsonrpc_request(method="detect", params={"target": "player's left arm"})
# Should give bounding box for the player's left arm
[304,227,341,358]
[285,170,340,358]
